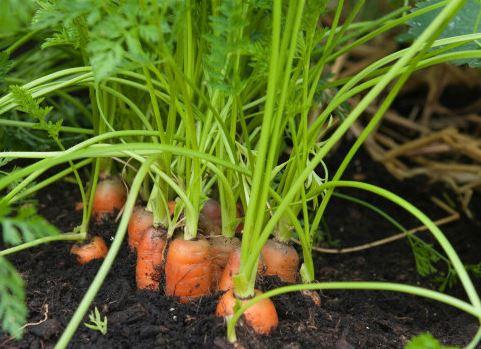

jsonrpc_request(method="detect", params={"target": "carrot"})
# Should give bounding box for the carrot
[70,236,108,265]
[165,238,212,303]
[260,239,299,283]
[216,289,278,335]
[210,236,240,289]
[218,248,264,292]
[136,227,167,290]
[218,248,240,292]
[168,200,176,216]
[92,176,127,221]
[235,202,244,233]
[128,206,153,251]
[74,201,83,211]
[199,199,222,235]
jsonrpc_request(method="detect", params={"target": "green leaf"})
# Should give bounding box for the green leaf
[10,85,62,140]
[408,235,440,277]
[404,332,457,349]
[0,257,27,339]
[0,202,60,247]
[0,0,37,37]
[405,0,481,67]
[0,52,12,80]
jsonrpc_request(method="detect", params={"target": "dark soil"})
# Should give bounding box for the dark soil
[1,143,481,349]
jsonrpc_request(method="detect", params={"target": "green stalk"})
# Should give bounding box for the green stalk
[0,143,250,193]
[3,159,92,204]
[239,0,469,293]
[0,233,84,257]
[236,0,282,298]
[55,157,155,349]
[226,281,481,342]
[262,180,481,310]
[0,119,93,134]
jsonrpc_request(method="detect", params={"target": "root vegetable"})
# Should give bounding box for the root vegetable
[128,206,153,251]
[260,239,299,283]
[136,227,166,290]
[70,236,108,265]
[165,238,212,302]
[216,289,278,335]
[93,177,127,220]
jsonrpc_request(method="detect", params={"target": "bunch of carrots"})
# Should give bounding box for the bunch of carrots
[4,0,476,345]
[71,181,299,333]
[60,0,322,336]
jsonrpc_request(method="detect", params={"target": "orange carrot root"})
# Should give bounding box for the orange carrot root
[260,239,299,283]
[210,237,240,290]
[93,176,127,221]
[218,248,241,292]
[218,248,265,292]
[216,289,278,335]
[136,227,166,290]
[74,201,83,211]
[168,200,176,216]
[165,238,212,303]
[70,236,108,265]
[199,199,222,235]
[128,206,153,251]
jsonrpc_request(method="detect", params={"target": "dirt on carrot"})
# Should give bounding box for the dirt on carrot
[136,227,167,291]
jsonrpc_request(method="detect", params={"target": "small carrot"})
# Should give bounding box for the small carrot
[136,227,166,290]
[260,239,299,283]
[165,238,212,303]
[74,201,83,211]
[128,206,153,251]
[199,199,222,235]
[216,289,278,335]
[70,236,108,265]
[92,176,127,221]
[210,236,240,289]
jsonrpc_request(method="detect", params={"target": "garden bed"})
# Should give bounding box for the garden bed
[1,144,480,349]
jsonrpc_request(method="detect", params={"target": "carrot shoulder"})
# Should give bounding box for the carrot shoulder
[128,206,153,251]
[165,238,212,303]
[199,199,222,235]
[92,177,127,221]
[260,239,299,283]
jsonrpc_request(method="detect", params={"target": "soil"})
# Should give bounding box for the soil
[1,143,481,349]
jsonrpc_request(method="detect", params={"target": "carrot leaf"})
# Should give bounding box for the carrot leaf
[10,85,62,141]
[0,256,27,339]
[0,202,60,246]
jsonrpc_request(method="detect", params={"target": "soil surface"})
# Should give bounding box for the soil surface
[1,143,481,349]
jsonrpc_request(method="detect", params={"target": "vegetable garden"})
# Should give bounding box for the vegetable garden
[1,1,481,348]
